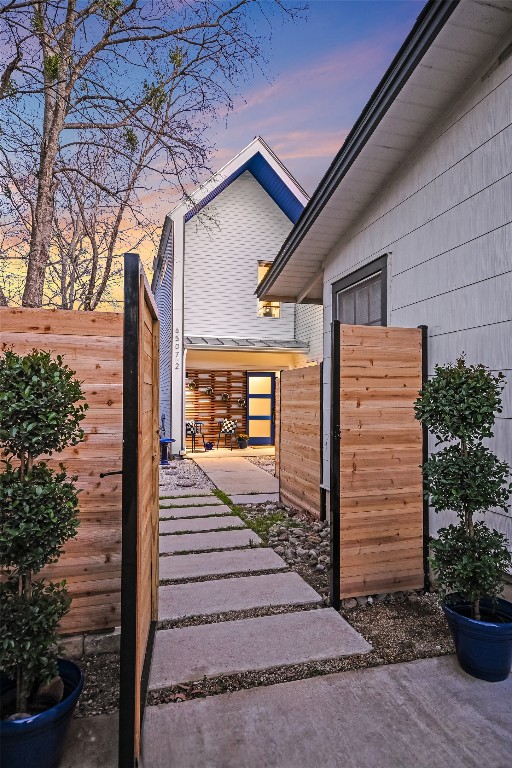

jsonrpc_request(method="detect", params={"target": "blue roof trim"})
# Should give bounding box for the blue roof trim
[184,152,304,225]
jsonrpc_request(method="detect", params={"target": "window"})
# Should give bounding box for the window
[333,255,387,327]
[257,262,280,318]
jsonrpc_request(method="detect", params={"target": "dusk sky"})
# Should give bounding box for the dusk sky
[203,0,428,198]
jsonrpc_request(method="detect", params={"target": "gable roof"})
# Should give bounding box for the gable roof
[152,137,308,290]
[257,0,512,303]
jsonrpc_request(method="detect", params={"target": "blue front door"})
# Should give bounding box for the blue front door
[246,372,275,446]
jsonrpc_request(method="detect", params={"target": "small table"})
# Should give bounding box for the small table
[159,438,175,465]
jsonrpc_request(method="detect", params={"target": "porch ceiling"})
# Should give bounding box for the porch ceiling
[257,0,512,304]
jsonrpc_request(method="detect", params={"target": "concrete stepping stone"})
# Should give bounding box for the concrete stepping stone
[158,572,322,621]
[160,504,231,519]
[149,608,371,690]
[230,493,280,505]
[160,496,222,507]
[159,516,245,535]
[159,547,287,581]
[159,529,262,555]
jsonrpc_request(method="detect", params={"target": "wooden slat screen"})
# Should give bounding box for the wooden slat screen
[0,306,123,634]
[185,369,247,444]
[279,365,321,517]
[338,324,424,597]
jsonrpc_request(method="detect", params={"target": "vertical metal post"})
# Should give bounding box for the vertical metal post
[329,321,341,610]
[319,361,326,522]
[418,324,431,592]
[119,253,140,768]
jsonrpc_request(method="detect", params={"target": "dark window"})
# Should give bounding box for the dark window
[332,255,387,327]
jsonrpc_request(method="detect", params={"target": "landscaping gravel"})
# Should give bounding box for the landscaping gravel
[74,653,119,718]
[148,593,453,706]
[245,455,276,476]
[159,459,215,493]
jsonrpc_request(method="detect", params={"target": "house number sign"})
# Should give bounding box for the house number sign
[174,326,180,369]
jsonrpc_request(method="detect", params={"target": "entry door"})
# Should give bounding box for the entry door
[246,372,275,446]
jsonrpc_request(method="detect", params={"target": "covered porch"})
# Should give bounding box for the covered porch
[184,336,307,451]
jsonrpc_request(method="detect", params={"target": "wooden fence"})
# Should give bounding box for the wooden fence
[0,306,123,635]
[335,324,424,598]
[185,368,247,444]
[278,364,322,517]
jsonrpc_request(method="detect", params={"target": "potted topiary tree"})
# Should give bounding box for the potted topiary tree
[414,356,512,681]
[0,349,88,768]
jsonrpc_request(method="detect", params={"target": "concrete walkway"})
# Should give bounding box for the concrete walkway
[150,479,370,695]
[193,454,279,495]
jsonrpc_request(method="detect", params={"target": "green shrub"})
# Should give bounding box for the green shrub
[415,357,511,620]
[0,349,87,713]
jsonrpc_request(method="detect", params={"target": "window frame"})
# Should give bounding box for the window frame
[257,261,281,319]
[332,254,388,326]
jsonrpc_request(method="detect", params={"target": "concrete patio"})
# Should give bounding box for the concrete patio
[62,656,512,768]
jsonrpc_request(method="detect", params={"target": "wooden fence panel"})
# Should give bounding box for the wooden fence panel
[279,365,321,517]
[338,324,424,598]
[0,306,123,634]
[119,255,160,767]
[275,377,280,478]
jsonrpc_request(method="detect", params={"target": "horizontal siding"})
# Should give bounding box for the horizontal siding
[184,171,295,340]
[154,236,173,436]
[321,46,512,549]
[295,304,324,362]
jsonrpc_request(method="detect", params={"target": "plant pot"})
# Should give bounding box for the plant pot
[0,658,84,768]
[204,442,214,451]
[443,596,512,682]
[237,439,248,449]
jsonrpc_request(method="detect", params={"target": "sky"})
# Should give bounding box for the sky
[196,0,428,199]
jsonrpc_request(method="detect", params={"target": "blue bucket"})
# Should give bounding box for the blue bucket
[0,658,84,768]
[443,596,512,682]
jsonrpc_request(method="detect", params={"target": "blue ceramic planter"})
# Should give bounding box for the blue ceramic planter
[0,658,84,768]
[443,597,512,682]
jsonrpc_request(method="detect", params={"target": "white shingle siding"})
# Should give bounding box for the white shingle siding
[184,171,295,340]
[295,304,323,362]
[154,236,173,437]
[322,50,512,549]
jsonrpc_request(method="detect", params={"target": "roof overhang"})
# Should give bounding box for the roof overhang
[153,136,308,289]
[185,336,309,353]
[257,0,512,304]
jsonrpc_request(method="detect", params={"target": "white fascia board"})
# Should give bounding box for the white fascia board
[167,137,308,222]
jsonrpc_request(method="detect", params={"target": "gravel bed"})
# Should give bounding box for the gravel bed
[148,593,453,706]
[160,567,290,586]
[159,458,214,493]
[245,455,276,476]
[158,602,323,631]
[74,653,119,718]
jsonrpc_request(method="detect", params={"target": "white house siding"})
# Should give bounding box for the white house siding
[321,50,512,550]
[295,304,324,362]
[184,171,295,340]
[154,236,173,438]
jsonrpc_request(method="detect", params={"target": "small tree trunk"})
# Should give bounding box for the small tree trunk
[473,596,481,621]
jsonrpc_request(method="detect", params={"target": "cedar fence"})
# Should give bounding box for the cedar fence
[276,324,425,599]
[1,306,123,635]
[277,364,322,517]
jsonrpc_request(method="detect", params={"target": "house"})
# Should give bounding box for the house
[258,0,512,553]
[152,137,323,454]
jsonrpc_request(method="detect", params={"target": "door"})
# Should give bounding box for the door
[246,372,275,446]
[119,253,160,767]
